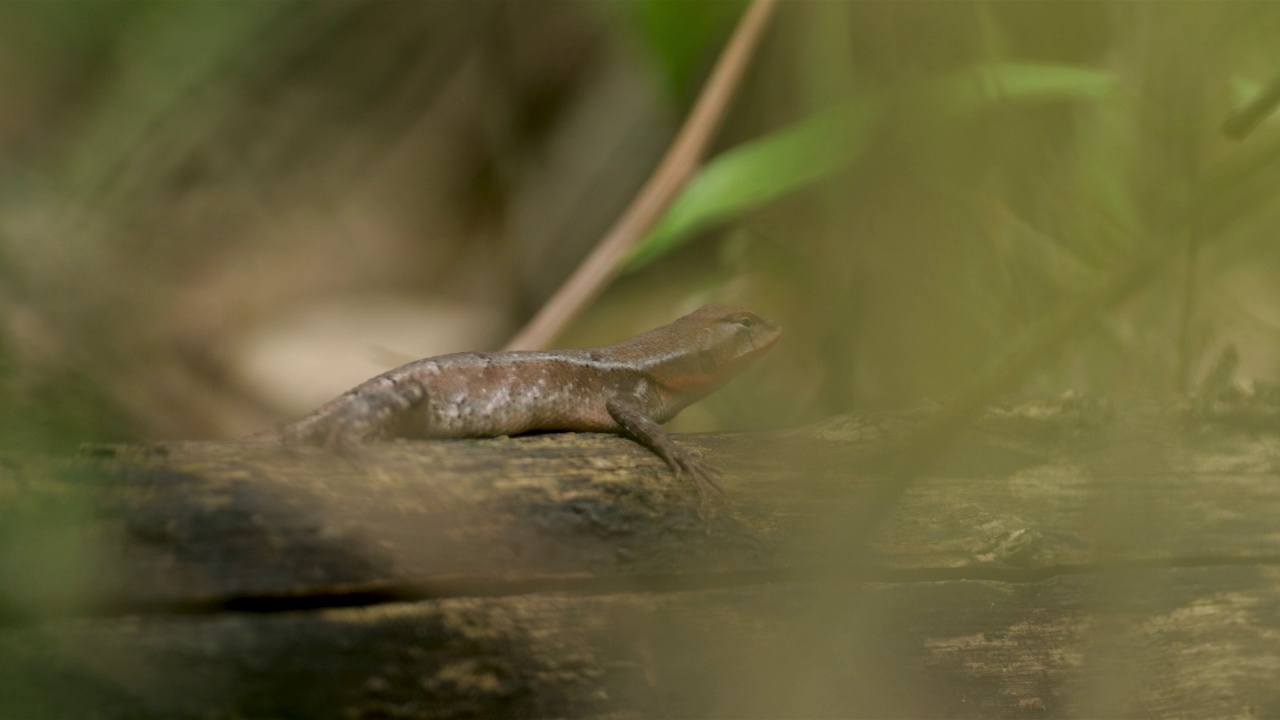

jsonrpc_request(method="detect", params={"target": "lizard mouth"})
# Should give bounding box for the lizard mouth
[754,318,783,350]
[733,320,782,365]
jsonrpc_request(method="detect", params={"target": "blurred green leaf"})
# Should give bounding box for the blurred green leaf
[932,62,1115,117]
[1230,77,1264,108]
[627,98,880,270]
[627,63,1113,271]
[1223,75,1280,140]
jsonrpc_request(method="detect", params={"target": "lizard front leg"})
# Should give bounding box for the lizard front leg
[605,395,725,504]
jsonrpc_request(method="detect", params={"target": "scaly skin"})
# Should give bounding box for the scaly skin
[260,305,782,501]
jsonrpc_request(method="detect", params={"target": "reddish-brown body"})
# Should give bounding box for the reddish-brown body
[268,305,781,499]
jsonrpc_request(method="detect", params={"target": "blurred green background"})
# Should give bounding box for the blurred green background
[2,0,1280,453]
[4,4,1280,717]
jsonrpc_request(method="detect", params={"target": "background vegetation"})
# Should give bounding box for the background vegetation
[4,4,1280,717]
[2,1,1279,449]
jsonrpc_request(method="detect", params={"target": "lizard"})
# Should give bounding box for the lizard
[255,304,782,501]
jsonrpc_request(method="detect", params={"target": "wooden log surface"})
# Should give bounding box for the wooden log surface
[2,408,1279,718]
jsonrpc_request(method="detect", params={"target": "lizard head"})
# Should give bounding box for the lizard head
[634,304,781,408]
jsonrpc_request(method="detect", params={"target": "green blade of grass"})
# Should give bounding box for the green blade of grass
[627,97,880,271]
[932,62,1116,118]
[627,63,1114,271]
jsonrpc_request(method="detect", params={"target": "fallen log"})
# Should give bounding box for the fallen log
[1,407,1278,717]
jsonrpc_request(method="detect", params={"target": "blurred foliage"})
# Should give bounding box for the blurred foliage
[628,98,879,271]
[630,0,746,100]
[628,63,1115,270]
[3,4,1280,714]
[2,0,1280,451]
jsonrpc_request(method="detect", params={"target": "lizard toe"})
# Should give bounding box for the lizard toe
[679,451,726,497]
[677,459,726,512]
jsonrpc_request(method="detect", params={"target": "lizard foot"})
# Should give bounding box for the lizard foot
[670,447,727,511]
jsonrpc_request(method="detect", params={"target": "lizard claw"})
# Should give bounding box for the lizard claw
[672,447,727,511]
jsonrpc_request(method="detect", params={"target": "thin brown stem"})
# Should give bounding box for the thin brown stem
[504,0,778,351]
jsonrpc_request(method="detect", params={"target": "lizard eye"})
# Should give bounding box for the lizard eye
[734,315,755,328]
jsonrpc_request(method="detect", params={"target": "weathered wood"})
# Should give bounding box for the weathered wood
[3,566,1278,719]
[2,411,1278,718]
[7,416,1280,612]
